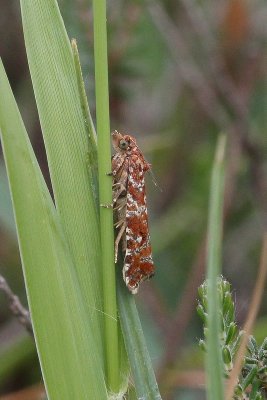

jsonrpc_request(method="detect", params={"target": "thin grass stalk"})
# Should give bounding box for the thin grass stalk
[92,0,120,393]
[206,134,226,400]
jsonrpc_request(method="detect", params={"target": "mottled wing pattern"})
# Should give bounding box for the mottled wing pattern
[111,131,155,294]
[123,153,155,294]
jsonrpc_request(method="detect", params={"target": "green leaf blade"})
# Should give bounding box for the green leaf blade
[20,0,103,353]
[0,60,107,400]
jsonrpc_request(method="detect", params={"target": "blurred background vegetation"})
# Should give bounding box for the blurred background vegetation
[0,0,267,399]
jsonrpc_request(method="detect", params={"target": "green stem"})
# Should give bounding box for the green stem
[92,0,119,392]
[206,134,226,400]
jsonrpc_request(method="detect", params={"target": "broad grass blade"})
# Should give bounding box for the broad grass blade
[20,0,103,355]
[0,61,107,400]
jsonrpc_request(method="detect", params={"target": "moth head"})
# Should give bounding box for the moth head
[119,138,130,150]
[112,130,131,152]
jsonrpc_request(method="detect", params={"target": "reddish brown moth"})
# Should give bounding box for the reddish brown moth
[111,130,155,294]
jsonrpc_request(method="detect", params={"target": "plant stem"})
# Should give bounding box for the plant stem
[206,134,226,400]
[92,0,119,392]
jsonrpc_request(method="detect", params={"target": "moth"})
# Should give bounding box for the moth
[111,130,155,294]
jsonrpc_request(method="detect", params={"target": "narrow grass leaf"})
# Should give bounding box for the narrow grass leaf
[71,39,98,195]
[20,0,103,355]
[117,267,162,400]
[206,134,226,400]
[71,39,97,151]
[0,61,107,399]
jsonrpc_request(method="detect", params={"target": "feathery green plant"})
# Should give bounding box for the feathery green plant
[198,278,243,378]
[198,277,267,399]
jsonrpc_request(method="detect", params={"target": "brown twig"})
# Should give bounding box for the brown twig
[0,274,33,336]
[226,234,267,400]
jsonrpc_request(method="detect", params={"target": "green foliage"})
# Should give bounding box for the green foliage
[1,0,267,398]
[0,58,108,399]
[0,0,163,398]
[198,278,243,377]
[198,277,267,399]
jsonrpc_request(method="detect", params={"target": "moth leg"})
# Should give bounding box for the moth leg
[100,183,126,208]
[100,185,119,208]
[114,218,125,228]
[112,183,126,206]
[100,203,113,208]
[112,156,125,177]
[114,220,127,263]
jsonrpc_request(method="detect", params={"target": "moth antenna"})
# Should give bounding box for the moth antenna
[149,169,163,192]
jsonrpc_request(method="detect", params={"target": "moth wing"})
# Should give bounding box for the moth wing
[123,156,155,293]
